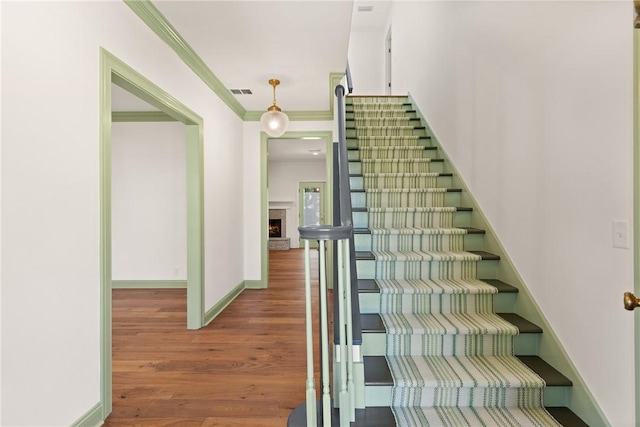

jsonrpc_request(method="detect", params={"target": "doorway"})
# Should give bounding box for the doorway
[260,132,333,288]
[298,181,327,248]
[100,48,204,419]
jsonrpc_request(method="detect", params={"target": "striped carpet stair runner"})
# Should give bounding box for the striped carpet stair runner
[351,96,562,426]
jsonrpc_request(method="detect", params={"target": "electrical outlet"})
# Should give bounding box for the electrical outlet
[613,220,629,249]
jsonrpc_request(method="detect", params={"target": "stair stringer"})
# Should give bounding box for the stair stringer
[407,92,610,427]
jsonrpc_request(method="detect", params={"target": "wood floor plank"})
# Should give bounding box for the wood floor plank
[104,248,325,426]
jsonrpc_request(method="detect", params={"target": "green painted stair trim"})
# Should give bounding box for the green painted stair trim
[204,282,245,326]
[408,92,609,427]
[70,402,103,427]
[112,111,176,122]
[111,280,187,289]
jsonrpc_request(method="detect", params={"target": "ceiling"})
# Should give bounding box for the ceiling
[112,0,393,160]
[154,0,354,112]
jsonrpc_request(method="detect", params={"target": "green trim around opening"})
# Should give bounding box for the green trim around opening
[204,282,245,325]
[100,47,205,420]
[111,280,187,289]
[260,131,334,289]
[112,111,176,122]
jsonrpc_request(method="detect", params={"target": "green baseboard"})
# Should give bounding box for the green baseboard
[70,402,103,427]
[204,282,245,325]
[111,280,187,289]
[244,279,266,289]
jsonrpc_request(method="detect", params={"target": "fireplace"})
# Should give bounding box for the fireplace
[269,219,282,238]
[268,208,290,250]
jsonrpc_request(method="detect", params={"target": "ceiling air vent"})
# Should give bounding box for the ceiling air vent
[229,89,253,95]
[358,5,373,12]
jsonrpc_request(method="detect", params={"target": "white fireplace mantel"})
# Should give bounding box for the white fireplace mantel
[268,201,294,209]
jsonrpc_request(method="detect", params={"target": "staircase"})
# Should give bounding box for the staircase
[347,96,589,426]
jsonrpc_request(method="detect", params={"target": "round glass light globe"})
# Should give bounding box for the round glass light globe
[260,110,289,137]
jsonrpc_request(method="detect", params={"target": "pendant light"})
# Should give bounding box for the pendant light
[260,79,289,137]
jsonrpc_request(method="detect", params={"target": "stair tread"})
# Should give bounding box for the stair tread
[356,250,500,261]
[356,251,376,261]
[364,355,571,387]
[457,227,485,234]
[352,206,471,212]
[350,158,444,162]
[350,172,453,177]
[546,407,590,427]
[361,313,385,332]
[517,356,573,386]
[497,313,543,334]
[353,227,482,235]
[467,250,500,260]
[358,278,380,292]
[358,278,517,294]
[362,313,542,334]
[351,188,461,193]
[481,279,519,293]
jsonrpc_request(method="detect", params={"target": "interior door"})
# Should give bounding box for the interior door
[299,181,326,248]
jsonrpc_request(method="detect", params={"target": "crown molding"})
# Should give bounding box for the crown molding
[244,110,334,122]
[124,0,346,122]
[124,0,246,119]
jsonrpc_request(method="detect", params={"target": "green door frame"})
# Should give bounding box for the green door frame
[298,181,327,248]
[100,48,205,418]
[258,131,334,289]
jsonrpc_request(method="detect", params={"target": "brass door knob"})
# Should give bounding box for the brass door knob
[624,292,640,311]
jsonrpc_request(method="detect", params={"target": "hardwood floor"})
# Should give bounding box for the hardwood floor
[105,248,327,427]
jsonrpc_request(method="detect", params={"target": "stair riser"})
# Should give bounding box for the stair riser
[347,139,434,150]
[346,129,428,138]
[346,112,419,122]
[363,385,569,408]
[354,233,484,252]
[358,291,514,315]
[348,148,437,161]
[352,192,460,209]
[353,210,472,228]
[361,333,540,357]
[349,161,445,175]
[356,259,498,281]
[350,175,452,190]
[347,117,420,125]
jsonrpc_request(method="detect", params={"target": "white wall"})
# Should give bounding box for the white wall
[111,122,187,280]
[1,2,244,425]
[389,2,634,425]
[268,159,327,248]
[348,28,387,94]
